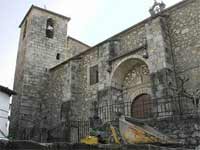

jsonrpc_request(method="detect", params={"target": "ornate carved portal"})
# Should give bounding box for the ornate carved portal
[111,58,152,118]
[123,64,150,89]
[122,63,152,119]
[131,94,152,119]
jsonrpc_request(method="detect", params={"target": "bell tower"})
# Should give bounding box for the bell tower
[9,5,70,141]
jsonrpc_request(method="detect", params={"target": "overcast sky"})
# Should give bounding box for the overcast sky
[0,0,181,89]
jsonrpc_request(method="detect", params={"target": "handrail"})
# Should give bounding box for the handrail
[97,95,199,122]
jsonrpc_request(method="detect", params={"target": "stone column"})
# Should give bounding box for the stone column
[145,16,177,117]
[145,16,176,98]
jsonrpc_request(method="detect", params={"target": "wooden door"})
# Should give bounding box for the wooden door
[131,94,152,119]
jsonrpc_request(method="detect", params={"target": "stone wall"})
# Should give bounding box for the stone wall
[48,64,70,127]
[59,0,200,145]
[10,15,27,139]
[10,0,200,144]
[10,6,69,140]
[168,0,200,92]
[48,57,89,123]
[115,24,146,57]
[66,36,90,59]
[150,116,200,146]
[66,43,111,120]
[57,0,200,124]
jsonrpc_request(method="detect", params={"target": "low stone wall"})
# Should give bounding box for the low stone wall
[149,116,200,146]
[0,140,194,150]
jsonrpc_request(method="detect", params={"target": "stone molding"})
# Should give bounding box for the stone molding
[128,86,152,103]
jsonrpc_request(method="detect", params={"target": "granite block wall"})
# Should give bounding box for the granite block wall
[10,0,200,144]
[167,0,200,93]
[10,6,69,140]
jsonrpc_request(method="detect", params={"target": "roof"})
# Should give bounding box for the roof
[50,0,196,71]
[68,36,91,48]
[0,85,16,97]
[19,5,71,28]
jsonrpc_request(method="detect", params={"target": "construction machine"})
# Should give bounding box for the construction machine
[81,115,180,145]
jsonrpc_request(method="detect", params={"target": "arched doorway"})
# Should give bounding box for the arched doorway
[131,94,152,119]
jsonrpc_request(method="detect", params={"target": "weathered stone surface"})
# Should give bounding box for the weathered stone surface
[9,6,88,141]
[149,116,200,146]
[10,0,200,146]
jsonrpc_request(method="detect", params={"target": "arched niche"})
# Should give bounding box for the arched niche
[111,57,151,91]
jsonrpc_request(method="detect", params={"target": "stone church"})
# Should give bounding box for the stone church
[10,0,200,145]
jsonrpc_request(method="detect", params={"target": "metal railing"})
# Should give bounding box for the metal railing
[48,120,90,143]
[47,96,200,143]
[98,96,200,122]
[68,120,90,143]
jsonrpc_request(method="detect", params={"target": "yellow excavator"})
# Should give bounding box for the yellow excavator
[119,116,179,144]
[81,115,180,145]
[80,123,121,144]
[110,124,121,144]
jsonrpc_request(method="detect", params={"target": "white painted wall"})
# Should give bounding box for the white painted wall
[0,92,10,139]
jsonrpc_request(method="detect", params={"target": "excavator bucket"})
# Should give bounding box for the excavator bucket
[119,116,179,144]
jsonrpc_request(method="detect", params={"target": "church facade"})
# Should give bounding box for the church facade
[10,0,200,145]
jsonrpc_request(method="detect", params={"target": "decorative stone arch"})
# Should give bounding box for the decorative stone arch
[110,54,150,86]
[128,87,152,103]
[109,55,153,118]
[124,87,153,118]
[129,88,153,118]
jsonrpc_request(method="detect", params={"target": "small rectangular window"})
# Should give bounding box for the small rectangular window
[56,53,60,60]
[90,65,99,85]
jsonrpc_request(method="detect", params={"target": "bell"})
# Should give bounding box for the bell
[47,25,54,30]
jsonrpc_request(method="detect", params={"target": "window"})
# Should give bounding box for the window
[23,20,27,39]
[90,65,99,85]
[46,18,54,38]
[56,53,60,60]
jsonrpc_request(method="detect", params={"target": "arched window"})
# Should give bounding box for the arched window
[46,18,54,38]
